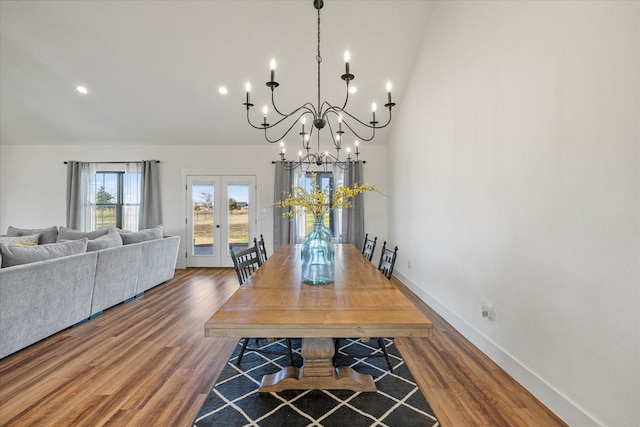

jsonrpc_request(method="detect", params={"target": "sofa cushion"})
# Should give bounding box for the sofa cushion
[120,225,164,244]
[0,234,40,247]
[0,238,88,268]
[87,228,123,252]
[57,227,109,242]
[7,226,58,244]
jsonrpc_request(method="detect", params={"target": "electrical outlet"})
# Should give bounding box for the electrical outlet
[482,303,495,321]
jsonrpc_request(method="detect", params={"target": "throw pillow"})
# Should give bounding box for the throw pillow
[120,225,164,245]
[7,225,58,244]
[0,238,88,268]
[57,226,109,242]
[87,228,123,251]
[0,234,40,247]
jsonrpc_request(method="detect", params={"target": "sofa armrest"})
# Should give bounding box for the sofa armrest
[135,236,180,294]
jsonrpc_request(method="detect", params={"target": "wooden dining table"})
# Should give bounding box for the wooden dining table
[204,243,433,393]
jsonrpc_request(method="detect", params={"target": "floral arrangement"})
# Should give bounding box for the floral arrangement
[275,172,380,219]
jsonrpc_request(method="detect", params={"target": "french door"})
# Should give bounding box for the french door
[186,175,256,267]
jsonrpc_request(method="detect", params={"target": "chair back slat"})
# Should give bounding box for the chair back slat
[253,234,268,264]
[362,233,377,262]
[377,241,398,280]
[230,242,262,285]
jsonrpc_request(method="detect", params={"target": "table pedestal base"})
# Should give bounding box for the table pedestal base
[258,337,376,393]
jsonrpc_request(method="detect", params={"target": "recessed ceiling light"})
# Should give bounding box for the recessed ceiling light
[76,85,88,95]
[348,86,357,94]
[218,86,228,95]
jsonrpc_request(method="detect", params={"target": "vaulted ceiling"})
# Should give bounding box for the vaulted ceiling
[0,1,433,148]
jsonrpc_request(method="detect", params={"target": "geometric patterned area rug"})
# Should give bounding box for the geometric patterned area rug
[193,338,439,426]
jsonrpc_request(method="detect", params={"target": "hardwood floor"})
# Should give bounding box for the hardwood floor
[0,268,567,426]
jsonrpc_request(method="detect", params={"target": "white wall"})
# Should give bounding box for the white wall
[388,1,639,426]
[0,144,389,268]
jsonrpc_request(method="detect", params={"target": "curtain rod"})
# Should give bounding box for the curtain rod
[271,160,365,164]
[63,160,160,164]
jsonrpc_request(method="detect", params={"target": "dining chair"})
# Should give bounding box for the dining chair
[334,242,398,372]
[361,233,377,262]
[378,241,398,280]
[229,243,294,366]
[253,234,268,264]
[229,242,262,285]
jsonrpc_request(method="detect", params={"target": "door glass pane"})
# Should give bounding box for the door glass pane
[228,184,249,252]
[192,184,214,256]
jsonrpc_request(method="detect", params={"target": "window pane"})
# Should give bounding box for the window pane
[192,184,214,256]
[94,172,119,230]
[300,172,334,237]
[228,184,249,250]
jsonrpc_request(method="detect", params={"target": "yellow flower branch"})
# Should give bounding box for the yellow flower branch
[275,172,381,219]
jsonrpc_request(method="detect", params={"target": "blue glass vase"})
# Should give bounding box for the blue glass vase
[301,216,335,285]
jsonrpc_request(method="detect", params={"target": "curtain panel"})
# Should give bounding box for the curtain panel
[273,161,297,249]
[66,161,97,230]
[139,160,163,229]
[339,161,365,246]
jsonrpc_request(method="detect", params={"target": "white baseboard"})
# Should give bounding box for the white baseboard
[394,271,601,427]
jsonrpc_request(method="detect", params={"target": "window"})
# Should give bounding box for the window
[295,171,342,241]
[94,172,121,229]
[91,168,140,231]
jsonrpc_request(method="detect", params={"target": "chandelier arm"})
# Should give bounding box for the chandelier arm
[304,125,316,151]
[261,116,311,144]
[342,119,376,142]
[341,107,394,130]
[319,104,375,141]
[270,87,317,117]
[246,108,271,130]
[321,102,393,131]
[324,120,342,155]
[341,83,351,111]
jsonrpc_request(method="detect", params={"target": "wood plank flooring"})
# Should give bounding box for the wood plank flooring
[0,268,567,426]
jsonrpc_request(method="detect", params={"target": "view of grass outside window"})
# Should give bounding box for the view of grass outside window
[93,171,140,231]
[228,184,250,249]
[193,186,214,250]
[300,172,335,236]
[95,172,120,230]
[96,185,117,229]
[192,184,249,253]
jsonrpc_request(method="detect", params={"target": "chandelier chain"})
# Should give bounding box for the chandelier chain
[317,6,322,117]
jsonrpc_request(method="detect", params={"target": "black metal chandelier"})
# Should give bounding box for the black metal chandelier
[243,0,396,170]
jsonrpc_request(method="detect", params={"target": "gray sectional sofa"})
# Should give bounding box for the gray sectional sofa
[0,226,180,359]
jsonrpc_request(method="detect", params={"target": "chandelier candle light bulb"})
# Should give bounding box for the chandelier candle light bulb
[245,82,251,104]
[344,50,350,75]
[270,59,276,83]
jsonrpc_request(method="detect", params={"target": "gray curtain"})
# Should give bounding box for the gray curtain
[273,161,296,249]
[139,160,163,229]
[340,161,365,246]
[66,161,84,229]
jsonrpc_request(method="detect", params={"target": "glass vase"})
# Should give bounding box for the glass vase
[301,216,335,285]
